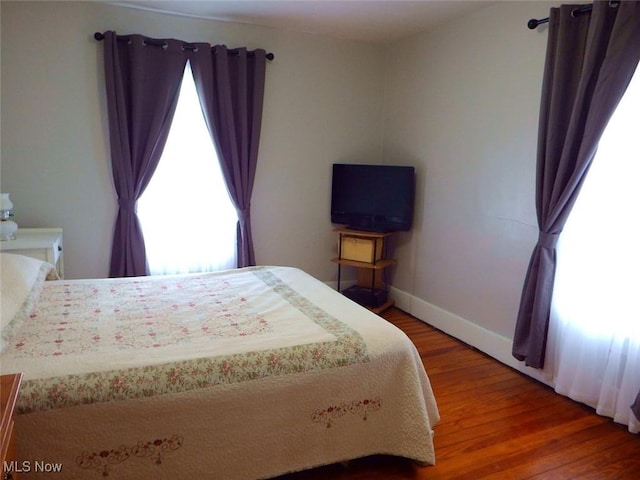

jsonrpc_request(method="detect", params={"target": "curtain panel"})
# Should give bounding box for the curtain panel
[103,32,188,277]
[101,32,268,276]
[512,1,640,368]
[190,46,267,267]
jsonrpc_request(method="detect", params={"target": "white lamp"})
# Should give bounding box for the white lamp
[0,193,18,241]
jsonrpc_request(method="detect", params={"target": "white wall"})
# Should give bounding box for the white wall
[0,1,384,279]
[381,1,556,378]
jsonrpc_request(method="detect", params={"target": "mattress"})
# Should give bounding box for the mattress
[1,254,439,479]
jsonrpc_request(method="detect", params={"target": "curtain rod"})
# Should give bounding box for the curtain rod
[93,32,275,60]
[527,1,619,29]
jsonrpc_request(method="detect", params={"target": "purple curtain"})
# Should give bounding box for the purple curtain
[103,32,187,277]
[190,45,267,267]
[513,1,640,368]
[633,392,640,422]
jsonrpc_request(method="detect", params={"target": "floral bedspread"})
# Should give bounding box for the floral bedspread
[1,267,370,413]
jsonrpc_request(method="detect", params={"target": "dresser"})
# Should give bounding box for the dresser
[1,373,23,480]
[0,228,63,278]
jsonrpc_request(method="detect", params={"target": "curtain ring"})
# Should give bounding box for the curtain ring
[142,39,168,50]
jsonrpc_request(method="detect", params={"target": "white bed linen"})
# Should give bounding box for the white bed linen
[1,263,439,479]
[0,253,58,352]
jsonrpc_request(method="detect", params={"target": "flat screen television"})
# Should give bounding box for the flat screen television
[331,163,415,232]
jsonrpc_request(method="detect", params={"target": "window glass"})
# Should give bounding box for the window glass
[138,62,237,275]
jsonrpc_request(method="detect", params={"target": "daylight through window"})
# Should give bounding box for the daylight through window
[138,62,238,275]
[548,62,640,433]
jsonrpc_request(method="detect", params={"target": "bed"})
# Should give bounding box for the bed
[0,252,439,479]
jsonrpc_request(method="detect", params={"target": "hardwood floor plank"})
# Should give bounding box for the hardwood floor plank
[434,394,593,449]
[430,416,606,478]
[503,424,637,480]
[275,308,640,480]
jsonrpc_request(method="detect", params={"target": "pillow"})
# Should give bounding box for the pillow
[1,253,58,352]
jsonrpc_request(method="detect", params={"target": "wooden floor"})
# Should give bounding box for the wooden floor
[277,308,640,480]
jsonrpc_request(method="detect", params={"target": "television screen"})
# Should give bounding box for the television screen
[331,163,415,232]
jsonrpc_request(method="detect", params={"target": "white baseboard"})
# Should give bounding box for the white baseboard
[389,286,553,387]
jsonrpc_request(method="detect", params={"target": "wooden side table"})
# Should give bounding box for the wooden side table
[1,373,23,480]
[331,228,397,313]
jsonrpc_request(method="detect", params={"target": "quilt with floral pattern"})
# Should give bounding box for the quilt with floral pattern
[2,266,371,413]
[2,263,439,480]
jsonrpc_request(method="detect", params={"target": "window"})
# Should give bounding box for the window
[548,63,640,432]
[553,65,640,339]
[137,63,238,275]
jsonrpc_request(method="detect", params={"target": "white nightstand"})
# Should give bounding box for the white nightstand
[0,228,64,278]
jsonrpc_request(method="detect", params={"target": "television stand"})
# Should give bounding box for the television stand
[331,228,397,313]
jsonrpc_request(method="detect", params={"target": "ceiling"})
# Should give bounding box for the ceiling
[108,1,494,44]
